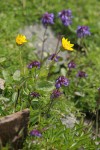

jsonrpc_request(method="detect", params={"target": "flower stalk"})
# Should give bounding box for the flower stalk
[41,26,48,63]
[45,99,54,118]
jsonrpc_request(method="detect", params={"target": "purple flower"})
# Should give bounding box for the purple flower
[76,71,87,78]
[76,26,91,38]
[30,129,42,137]
[42,12,54,26]
[30,92,40,98]
[50,89,62,99]
[48,53,60,62]
[55,76,69,89]
[27,61,40,69]
[58,9,72,26]
[68,61,76,69]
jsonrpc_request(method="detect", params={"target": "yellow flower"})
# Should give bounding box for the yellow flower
[62,37,74,51]
[16,34,27,45]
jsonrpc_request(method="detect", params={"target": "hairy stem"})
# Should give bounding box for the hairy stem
[46,99,54,117]
[41,26,48,63]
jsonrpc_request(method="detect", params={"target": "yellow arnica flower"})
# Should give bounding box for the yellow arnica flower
[16,34,27,45]
[62,37,74,51]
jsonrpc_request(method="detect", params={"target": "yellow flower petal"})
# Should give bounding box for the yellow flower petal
[62,37,74,51]
[16,34,27,45]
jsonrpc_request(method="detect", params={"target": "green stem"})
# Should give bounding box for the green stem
[34,68,37,86]
[47,49,61,79]
[41,26,48,63]
[19,47,24,75]
[22,0,26,8]
[14,88,20,111]
[55,35,61,53]
[46,99,54,117]
[68,25,76,34]
[80,38,88,56]
[96,106,99,139]
[14,76,31,111]
[19,50,23,68]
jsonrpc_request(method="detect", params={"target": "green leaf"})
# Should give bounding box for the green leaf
[39,67,49,77]
[12,92,18,103]
[37,80,54,91]
[13,70,20,81]
[0,97,9,102]
[31,99,39,102]
[0,57,6,63]
[2,70,10,81]
[0,78,5,90]
[74,92,85,97]
[60,68,67,76]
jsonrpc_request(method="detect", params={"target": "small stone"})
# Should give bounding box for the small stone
[61,113,78,128]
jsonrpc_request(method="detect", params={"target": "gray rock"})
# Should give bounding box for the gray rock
[20,24,67,61]
[61,113,78,128]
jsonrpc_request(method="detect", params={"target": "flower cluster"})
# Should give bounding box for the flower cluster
[30,129,42,137]
[76,26,91,38]
[58,9,72,26]
[76,71,87,78]
[27,61,40,69]
[30,92,40,98]
[50,89,62,99]
[15,10,90,108]
[48,53,60,62]
[55,76,69,89]
[51,76,69,99]
[42,12,54,27]
[41,11,91,39]
[68,61,76,69]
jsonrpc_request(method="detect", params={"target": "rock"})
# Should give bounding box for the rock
[20,24,60,51]
[20,24,67,62]
[61,113,78,128]
[0,108,30,149]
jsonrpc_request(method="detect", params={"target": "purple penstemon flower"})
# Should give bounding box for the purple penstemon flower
[68,61,76,69]
[42,12,54,27]
[30,92,40,98]
[27,61,40,69]
[76,71,87,78]
[50,89,62,99]
[48,53,60,62]
[58,9,72,26]
[30,129,42,137]
[55,76,69,89]
[76,26,91,38]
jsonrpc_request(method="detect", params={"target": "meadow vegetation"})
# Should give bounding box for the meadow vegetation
[0,0,100,149]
